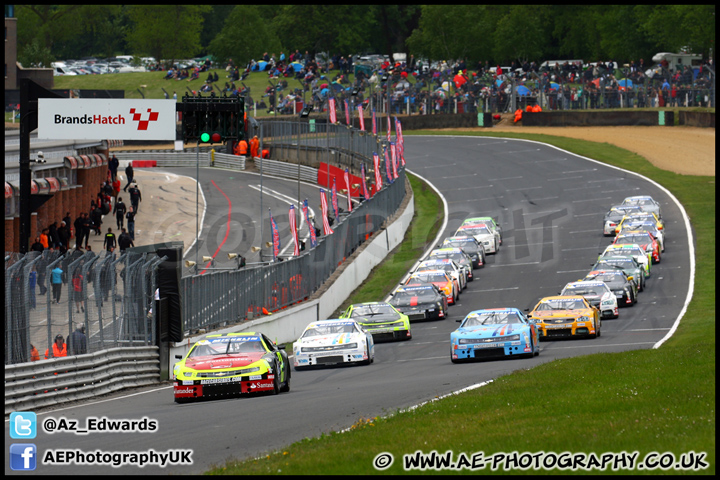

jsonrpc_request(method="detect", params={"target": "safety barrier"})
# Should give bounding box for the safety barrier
[255,157,318,183]
[4,346,159,414]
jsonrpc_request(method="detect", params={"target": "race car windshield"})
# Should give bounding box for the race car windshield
[563,286,606,296]
[459,226,491,235]
[390,289,438,304]
[463,311,522,327]
[419,263,454,275]
[411,272,448,283]
[536,299,586,311]
[302,323,356,338]
[618,234,650,243]
[599,259,635,269]
[445,239,478,251]
[587,273,624,282]
[350,304,397,317]
[189,339,265,357]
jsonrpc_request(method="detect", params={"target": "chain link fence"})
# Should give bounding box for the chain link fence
[5,249,162,365]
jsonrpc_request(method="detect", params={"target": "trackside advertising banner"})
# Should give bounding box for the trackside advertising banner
[38,99,176,140]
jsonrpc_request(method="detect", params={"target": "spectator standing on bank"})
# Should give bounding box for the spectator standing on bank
[51,264,63,304]
[31,236,44,253]
[128,184,142,214]
[123,163,134,192]
[114,197,127,230]
[40,228,50,249]
[58,221,70,254]
[126,207,136,240]
[68,325,87,356]
[103,228,117,253]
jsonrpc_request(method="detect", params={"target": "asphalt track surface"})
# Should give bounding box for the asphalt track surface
[5,136,692,475]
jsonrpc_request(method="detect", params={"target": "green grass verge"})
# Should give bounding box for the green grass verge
[208,130,715,475]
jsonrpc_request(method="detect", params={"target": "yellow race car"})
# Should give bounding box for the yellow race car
[527,295,601,340]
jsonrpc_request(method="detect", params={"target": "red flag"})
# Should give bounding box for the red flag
[387,116,392,142]
[320,189,334,235]
[329,98,337,124]
[331,177,339,219]
[344,100,350,125]
[384,146,393,183]
[358,106,365,131]
[289,204,299,256]
[372,109,377,135]
[344,168,353,212]
[373,152,382,191]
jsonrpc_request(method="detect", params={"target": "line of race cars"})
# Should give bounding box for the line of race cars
[173,196,666,402]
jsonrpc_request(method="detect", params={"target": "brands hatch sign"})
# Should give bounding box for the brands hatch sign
[37,99,176,141]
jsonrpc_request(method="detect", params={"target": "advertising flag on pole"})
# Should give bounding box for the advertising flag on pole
[320,189,334,235]
[269,208,280,261]
[358,105,365,131]
[344,168,353,212]
[344,100,351,125]
[384,145,393,183]
[360,163,370,200]
[331,177,340,219]
[390,142,399,180]
[395,117,406,166]
[289,204,300,256]
[373,152,382,191]
[303,199,317,248]
[372,109,377,135]
[387,115,392,142]
[329,97,337,124]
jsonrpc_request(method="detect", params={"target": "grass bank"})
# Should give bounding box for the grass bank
[209,131,715,475]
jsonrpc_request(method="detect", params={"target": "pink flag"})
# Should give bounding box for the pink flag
[384,146,393,183]
[344,168,353,212]
[358,106,365,131]
[372,109,377,135]
[320,189,334,235]
[373,152,382,191]
[331,177,339,219]
[361,163,370,199]
[387,116,392,142]
[390,142,399,180]
[269,209,280,261]
[289,204,299,256]
[329,98,337,124]
[344,100,350,125]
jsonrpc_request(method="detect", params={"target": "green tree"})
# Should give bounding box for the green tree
[207,5,282,66]
[492,5,549,64]
[125,5,211,65]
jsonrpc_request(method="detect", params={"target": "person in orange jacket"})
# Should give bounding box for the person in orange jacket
[532,104,542,112]
[234,139,248,156]
[514,109,523,123]
[44,334,67,359]
[30,344,40,362]
[249,135,260,158]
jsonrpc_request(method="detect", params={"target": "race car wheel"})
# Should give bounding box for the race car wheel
[362,345,372,365]
[494,240,499,254]
[272,366,280,395]
[524,338,535,358]
[280,372,290,393]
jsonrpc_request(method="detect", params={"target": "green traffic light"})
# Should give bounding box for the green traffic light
[200,132,210,143]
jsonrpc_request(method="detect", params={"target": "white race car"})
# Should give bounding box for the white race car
[415,258,466,291]
[293,319,374,370]
[455,224,498,254]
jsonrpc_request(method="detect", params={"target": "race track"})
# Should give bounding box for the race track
[5,135,692,475]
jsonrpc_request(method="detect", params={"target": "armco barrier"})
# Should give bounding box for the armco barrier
[4,346,159,414]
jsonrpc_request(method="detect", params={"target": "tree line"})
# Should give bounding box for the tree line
[16,5,715,69]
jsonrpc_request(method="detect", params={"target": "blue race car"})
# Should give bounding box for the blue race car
[451,308,539,363]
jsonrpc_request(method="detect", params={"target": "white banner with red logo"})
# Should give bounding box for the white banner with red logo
[38,99,176,140]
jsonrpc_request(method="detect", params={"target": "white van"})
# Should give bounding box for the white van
[651,52,702,73]
[540,59,583,70]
